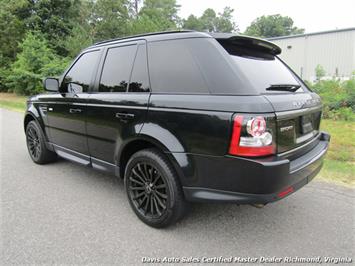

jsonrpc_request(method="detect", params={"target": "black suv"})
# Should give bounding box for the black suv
[24,31,330,227]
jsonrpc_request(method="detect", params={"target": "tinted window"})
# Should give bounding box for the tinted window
[62,50,100,93]
[99,45,137,92]
[230,55,303,93]
[128,44,150,92]
[186,38,251,95]
[218,39,304,94]
[148,39,209,94]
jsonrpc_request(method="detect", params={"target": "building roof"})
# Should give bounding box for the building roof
[268,27,355,41]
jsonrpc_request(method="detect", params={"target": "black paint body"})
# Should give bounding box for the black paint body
[24,32,330,204]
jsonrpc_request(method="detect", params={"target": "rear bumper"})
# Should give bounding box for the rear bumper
[182,131,330,204]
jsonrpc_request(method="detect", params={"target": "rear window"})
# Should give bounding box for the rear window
[229,54,303,94]
[219,39,304,94]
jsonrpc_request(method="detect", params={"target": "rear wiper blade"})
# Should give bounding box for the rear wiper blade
[265,84,301,92]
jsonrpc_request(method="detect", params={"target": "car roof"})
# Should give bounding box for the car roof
[89,30,281,55]
[91,30,210,47]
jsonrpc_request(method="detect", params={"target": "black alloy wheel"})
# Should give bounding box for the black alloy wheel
[128,162,168,218]
[125,149,187,228]
[27,126,42,160]
[26,120,57,164]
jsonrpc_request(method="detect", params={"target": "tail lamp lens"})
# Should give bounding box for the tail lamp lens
[229,115,275,157]
[247,116,266,136]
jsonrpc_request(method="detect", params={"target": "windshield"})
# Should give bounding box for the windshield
[230,54,304,93]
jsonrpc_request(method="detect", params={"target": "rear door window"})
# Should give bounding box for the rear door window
[128,44,150,92]
[99,44,137,93]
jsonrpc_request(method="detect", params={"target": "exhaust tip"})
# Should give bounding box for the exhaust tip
[251,204,265,208]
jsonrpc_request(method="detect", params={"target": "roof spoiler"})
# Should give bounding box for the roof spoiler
[209,33,282,55]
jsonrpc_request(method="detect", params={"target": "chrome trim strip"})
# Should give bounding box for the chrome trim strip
[34,102,148,109]
[86,103,147,109]
[276,106,322,120]
[52,143,90,166]
[278,133,321,157]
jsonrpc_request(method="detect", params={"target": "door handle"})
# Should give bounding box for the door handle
[115,112,135,121]
[69,108,82,114]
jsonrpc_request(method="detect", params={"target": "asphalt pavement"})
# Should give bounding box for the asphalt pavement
[1,108,354,265]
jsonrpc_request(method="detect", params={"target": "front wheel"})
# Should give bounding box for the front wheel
[124,148,187,228]
[26,120,57,164]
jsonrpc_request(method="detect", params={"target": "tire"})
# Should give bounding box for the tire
[26,120,57,164]
[124,148,187,228]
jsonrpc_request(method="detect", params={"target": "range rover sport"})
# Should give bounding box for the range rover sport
[24,31,330,228]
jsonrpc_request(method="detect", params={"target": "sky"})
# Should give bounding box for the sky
[177,0,355,33]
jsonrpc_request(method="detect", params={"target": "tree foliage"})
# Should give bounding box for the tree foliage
[90,0,131,42]
[6,32,69,95]
[315,64,326,81]
[25,0,83,56]
[129,0,180,34]
[183,7,237,32]
[244,14,304,38]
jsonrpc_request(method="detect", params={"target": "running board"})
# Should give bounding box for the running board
[51,143,120,176]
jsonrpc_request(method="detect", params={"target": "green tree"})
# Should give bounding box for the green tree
[315,64,326,81]
[0,0,28,63]
[90,0,131,42]
[64,0,95,57]
[140,0,180,27]
[244,14,304,38]
[25,0,83,56]
[215,7,238,33]
[183,7,237,32]
[182,14,203,31]
[0,0,30,91]
[129,14,165,34]
[129,0,180,35]
[200,8,217,32]
[7,32,69,95]
[64,24,93,58]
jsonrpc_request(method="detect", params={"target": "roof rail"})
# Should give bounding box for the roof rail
[93,30,194,46]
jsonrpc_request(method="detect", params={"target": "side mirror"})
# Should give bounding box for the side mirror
[44,78,59,92]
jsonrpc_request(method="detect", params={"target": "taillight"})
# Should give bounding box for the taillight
[229,115,276,157]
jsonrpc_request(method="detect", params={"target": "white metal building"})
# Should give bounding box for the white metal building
[268,28,355,81]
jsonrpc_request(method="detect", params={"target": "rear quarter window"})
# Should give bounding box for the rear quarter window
[148,39,209,94]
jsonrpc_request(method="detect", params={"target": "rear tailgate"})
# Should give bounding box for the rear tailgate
[264,93,322,154]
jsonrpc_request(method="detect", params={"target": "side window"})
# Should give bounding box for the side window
[99,45,137,93]
[128,44,150,92]
[148,39,209,94]
[62,50,100,93]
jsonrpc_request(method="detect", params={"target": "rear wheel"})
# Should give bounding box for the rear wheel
[124,148,187,228]
[26,120,57,164]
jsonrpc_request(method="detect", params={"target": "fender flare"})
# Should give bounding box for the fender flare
[117,132,195,185]
[24,105,52,149]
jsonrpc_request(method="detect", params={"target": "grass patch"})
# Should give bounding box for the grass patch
[0,93,354,187]
[317,120,355,187]
[0,93,27,112]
